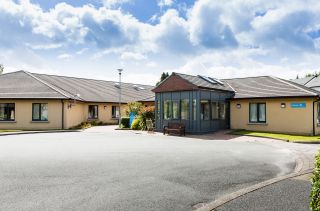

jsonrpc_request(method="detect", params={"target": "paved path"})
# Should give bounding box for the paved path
[0,127,316,211]
[217,174,312,211]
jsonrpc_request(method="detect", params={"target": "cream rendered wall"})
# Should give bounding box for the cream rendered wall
[0,99,63,130]
[230,97,317,135]
[64,102,128,129]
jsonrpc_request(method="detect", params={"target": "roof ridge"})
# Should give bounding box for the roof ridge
[23,71,74,99]
[33,72,154,87]
[271,76,318,96]
[304,76,317,86]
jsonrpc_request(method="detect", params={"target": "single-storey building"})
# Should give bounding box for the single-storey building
[0,71,154,130]
[153,72,320,135]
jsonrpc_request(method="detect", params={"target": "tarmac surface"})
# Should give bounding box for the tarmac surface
[0,127,306,210]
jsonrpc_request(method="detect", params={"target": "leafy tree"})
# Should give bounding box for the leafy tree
[0,64,3,74]
[305,71,320,78]
[156,72,169,86]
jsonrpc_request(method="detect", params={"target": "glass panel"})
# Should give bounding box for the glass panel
[219,102,226,120]
[250,103,258,122]
[0,104,6,120]
[115,106,119,118]
[192,99,197,121]
[164,100,170,120]
[41,104,48,121]
[181,99,189,120]
[211,102,218,119]
[172,101,179,119]
[318,103,320,124]
[89,105,98,119]
[157,101,160,120]
[200,100,210,120]
[258,103,266,122]
[33,104,40,120]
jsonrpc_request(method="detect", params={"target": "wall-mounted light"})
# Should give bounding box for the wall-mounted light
[281,103,286,108]
[104,105,107,109]
[236,104,241,109]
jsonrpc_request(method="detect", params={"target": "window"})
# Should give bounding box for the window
[181,99,189,120]
[156,100,161,120]
[89,105,99,119]
[211,102,218,119]
[164,100,171,120]
[192,99,197,121]
[218,102,226,120]
[200,100,210,120]
[111,106,119,118]
[172,101,179,119]
[32,103,48,121]
[0,103,15,121]
[249,103,266,123]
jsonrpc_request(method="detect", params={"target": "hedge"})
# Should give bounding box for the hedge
[121,117,130,128]
[311,151,320,210]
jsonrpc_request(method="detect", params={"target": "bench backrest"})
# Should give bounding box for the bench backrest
[168,122,185,129]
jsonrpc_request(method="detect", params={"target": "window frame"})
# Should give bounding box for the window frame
[88,105,99,120]
[0,103,15,121]
[163,100,171,120]
[32,103,48,122]
[172,100,180,120]
[200,100,210,121]
[249,103,266,123]
[111,105,120,119]
[180,99,189,120]
[192,99,197,121]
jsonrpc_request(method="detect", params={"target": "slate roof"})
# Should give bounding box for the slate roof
[224,76,319,99]
[175,73,234,92]
[170,73,319,99]
[292,76,320,92]
[0,71,155,102]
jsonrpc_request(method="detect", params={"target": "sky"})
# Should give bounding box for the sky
[1,0,320,85]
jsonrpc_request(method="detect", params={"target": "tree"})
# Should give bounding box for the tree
[296,74,299,79]
[305,71,320,78]
[0,64,3,74]
[156,72,169,86]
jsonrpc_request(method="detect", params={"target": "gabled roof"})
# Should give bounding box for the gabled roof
[292,76,315,86]
[0,71,68,99]
[225,76,319,99]
[0,71,154,103]
[292,76,320,93]
[153,72,319,99]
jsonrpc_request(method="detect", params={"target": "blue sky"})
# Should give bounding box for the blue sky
[1,0,320,85]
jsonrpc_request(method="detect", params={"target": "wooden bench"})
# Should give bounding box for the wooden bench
[163,123,185,136]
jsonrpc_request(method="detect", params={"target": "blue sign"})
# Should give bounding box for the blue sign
[129,112,137,127]
[291,102,306,108]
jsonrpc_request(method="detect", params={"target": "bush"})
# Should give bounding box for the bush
[139,106,155,130]
[121,117,130,128]
[131,118,141,130]
[126,102,142,116]
[311,152,320,210]
[71,122,92,130]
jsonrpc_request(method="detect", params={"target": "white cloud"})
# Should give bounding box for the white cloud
[158,0,174,7]
[102,0,132,8]
[120,52,146,61]
[58,53,73,60]
[26,43,63,50]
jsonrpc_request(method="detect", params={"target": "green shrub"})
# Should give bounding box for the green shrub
[70,122,92,130]
[126,102,142,116]
[139,106,155,130]
[131,118,141,130]
[311,152,320,210]
[121,117,130,128]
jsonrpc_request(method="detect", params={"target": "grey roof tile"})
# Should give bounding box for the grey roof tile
[291,76,315,85]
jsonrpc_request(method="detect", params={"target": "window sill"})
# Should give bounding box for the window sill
[0,121,16,123]
[31,121,50,123]
[247,122,268,126]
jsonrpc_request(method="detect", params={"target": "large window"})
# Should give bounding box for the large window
[32,103,48,121]
[211,102,218,119]
[218,102,226,120]
[89,105,99,119]
[181,99,189,120]
[111,106,119,118]
[192,99,197,121]
[172,101,179,119]
[249,103,266,123]
[0,103,15,121]
[200,100,210,120]
[164,100,171,120]
[156,100,161,120]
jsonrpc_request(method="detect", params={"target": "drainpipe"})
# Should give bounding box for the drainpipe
[313,100,319,136]
[61,100,64,130]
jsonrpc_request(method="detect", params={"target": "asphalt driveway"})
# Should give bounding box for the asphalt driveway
[0,127,296,211]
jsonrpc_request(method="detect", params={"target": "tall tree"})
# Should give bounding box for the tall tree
[0,64,3,74]
[156,72,169,86]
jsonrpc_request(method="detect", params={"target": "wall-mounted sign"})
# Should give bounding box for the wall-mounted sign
[291,102,306,108]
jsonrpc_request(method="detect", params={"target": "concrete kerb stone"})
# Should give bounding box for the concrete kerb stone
[0,130,81,137]
[195,143,315,211]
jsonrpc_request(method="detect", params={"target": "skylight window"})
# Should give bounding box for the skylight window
[114,83,120,88]
[198,75,224,85]
[133,85,145,90]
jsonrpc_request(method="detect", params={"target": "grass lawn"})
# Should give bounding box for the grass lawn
[232,130,320,143]
[0,130,22,133]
